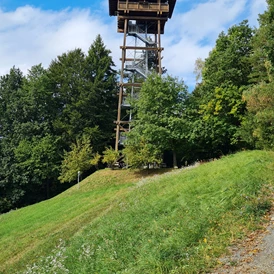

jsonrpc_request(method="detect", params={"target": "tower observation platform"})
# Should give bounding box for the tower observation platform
[108,0,177,150]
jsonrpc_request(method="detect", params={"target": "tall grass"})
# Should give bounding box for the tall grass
[1,150,274,273]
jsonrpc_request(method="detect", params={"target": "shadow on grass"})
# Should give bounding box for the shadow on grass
[132,167,173,177]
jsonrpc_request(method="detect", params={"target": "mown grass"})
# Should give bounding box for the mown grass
[0,168,170,273]
[1,150,274,273]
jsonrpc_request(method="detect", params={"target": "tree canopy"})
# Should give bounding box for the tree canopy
[0,35,117,213]
[186,20,254,158]
[124,74,188,168]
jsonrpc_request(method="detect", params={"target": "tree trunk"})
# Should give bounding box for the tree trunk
[172,150,178,169]
[46,180,50,199]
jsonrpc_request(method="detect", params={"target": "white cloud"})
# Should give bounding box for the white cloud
[0,1,268,90]
[170,0,247,41]
[161,0,267,89]
[163,37,212,74]
[248,0,267,27]
[0,6,121,75]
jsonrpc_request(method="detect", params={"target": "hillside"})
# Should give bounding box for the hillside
[0,150,274,273]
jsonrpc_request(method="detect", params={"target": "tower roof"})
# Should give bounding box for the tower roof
[109,0,177,19]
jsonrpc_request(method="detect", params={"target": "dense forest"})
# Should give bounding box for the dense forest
[0,35,117,213]
[1,0,274,213]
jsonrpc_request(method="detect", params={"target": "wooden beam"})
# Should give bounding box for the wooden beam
[118,2,169,13]
[115,18,128,151]
[115,120,130,124]
[120,58,143,61]
[114,127,129,132]
[120,46,164,51]
[121,83,142,87]
[118,15,168,21]
[158,19,162,75]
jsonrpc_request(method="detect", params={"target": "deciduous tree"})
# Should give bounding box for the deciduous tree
[59,136,93,183]
[188,21,254,157]
[241,81,274,150]
[125,74,189,167]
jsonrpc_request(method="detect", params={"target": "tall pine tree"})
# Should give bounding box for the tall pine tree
[85,35,117,150]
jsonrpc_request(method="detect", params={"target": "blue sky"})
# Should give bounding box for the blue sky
[0,0,100,11]
[0,0,267,89]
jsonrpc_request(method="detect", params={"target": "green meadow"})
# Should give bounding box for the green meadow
[1,150,274,273]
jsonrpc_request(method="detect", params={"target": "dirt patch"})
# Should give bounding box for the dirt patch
[211,208,274,273]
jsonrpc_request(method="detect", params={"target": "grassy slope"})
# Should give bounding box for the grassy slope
[0,168,170,273]
[1,150,274,273]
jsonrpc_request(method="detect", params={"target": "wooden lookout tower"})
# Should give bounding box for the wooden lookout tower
[108,0,177,150]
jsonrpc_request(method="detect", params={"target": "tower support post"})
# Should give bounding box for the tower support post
[108,0,177,151]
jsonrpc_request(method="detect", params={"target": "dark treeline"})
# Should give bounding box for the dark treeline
[0,35,117,213]
[1,1,274,213]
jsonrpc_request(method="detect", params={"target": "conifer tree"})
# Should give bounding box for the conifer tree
[85,35,117,150]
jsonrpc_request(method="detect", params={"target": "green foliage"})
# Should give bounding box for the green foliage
[0,36,118,212]
[203,20,253,89]
[188,83,247,158]
[123,136,162,168]
[102,147,120,169]
[241,81,274,150]
[47,48,91,142]
[1,151,274,273]
[188,21,254,158]
[2,7,274,215]
[260,0,274,70]
[90,152,101,169]
[0,67,27,212]
[240,1,274,148]
[47,35,117,150]
[0,67,25,142]
[15,135,60,182]
[59,136,93,183]
[238,1,274,150]
[198,84,246,146]
[248,0,274,83]
[85,35,117,148]
[126,73,189,167]
[248,27,270,84]
[0,65,63,211]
